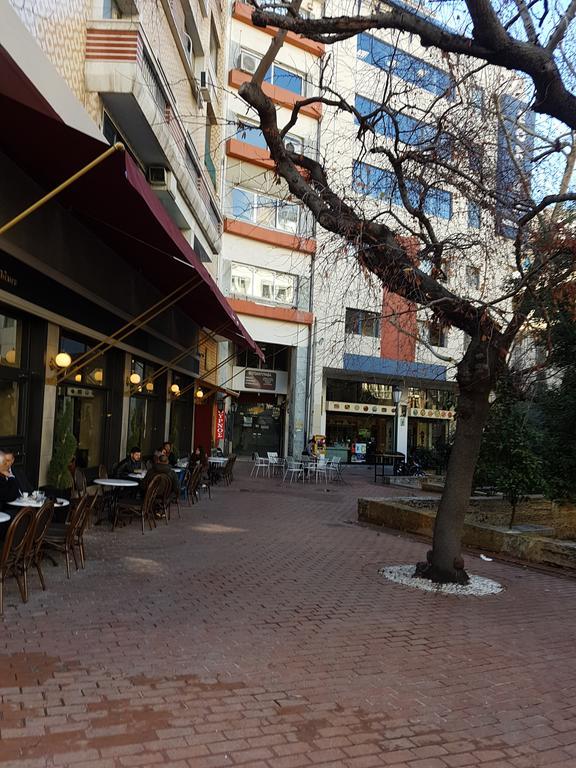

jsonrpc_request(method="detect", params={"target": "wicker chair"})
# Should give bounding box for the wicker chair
[23,500,54,594]
[117,474,164,534]
[0,507,35,614]
[44,494,90,578]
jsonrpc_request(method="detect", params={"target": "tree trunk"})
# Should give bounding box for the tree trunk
[415,345,495,584]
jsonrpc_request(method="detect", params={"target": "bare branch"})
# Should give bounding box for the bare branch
[545,0,576,51]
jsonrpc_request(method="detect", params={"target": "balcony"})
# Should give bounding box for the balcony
[85,20,222,250]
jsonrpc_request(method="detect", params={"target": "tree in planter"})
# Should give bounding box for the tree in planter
[475,387,544,529]
[47,399,77,492]
[234,0,576,583]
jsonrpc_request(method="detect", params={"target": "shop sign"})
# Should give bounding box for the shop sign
[66,387,94,398]
[409,407,454,420]
[326,400,396,415]
[244,369,276,391]
[216,410,225,440]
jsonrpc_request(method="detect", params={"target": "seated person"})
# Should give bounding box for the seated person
[4,450,33,494]
[189,446,208,470]
[144,454,180,498]
[0,450,20,511]
[162,441,177,467]
[116,447,143,478]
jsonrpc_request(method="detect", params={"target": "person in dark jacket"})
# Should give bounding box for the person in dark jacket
[0,450,20,511]
[4,450,33,494]
[116,447,143,478]
[144,454,179,497]
[162,441,177,467]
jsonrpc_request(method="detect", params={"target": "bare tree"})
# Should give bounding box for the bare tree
[236,0,576,583]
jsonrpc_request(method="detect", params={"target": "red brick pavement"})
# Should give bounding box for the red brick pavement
[2,463,576,767]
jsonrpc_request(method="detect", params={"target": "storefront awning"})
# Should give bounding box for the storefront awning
[0,45,261,357]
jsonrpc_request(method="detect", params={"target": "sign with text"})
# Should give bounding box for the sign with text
[216,410,226,440]
[244,369,277,391]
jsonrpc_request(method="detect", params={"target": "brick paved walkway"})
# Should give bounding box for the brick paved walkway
[2,462,576,768]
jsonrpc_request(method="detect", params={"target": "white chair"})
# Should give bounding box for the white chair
[314,456,329,484]
[327,456,341,481]
[250,453,269,478]
[267,452,281,477]
[283,461,304,483]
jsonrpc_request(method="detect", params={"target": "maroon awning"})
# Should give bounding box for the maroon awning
[0,46,261,357]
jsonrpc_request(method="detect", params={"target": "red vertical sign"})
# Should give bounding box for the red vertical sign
[216,410,225,440]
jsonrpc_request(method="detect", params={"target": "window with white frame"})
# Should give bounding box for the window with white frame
[239,49,306,96]
[230,186,307,235]
[234,118,303,153]
[230,262,298,305]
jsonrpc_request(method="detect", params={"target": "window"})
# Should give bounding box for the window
[428,321,447,347]
[236,342,289,371]
[0,314,21,369]
[357,33,454,100]
[466,265,481,289]
[235,118,303,153]
[59,336,105,386]
[468,201,481,229]
[355,95,452,159]
[103,0,122,18]
[470,85,484,110]
[264,63,304,95]
[230,186,307,235]
[209,21,219,73]
[345,308,381,338]
[230,262,297,306]
[352,161,452,219]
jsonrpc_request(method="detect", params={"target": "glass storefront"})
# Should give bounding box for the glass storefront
[168,373,193,458]
[326,412,394,460]
[0,312,26,454]
[57,334,108,470]
[232,401,284,456]
[127,358,165,456]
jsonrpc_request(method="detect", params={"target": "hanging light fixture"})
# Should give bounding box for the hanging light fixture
[145,381,154,392]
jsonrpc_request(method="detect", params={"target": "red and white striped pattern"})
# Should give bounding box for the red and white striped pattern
[86,28,140,62]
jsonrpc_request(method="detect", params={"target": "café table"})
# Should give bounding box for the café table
[9,497,69,509]
[94,478,138,528]
[0,512,10,524]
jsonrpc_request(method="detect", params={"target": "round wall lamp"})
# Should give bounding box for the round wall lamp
[51,351,72,370]
[4,348,16,365]
[195,387,204,399]
[93,369,103,383]
[145,381,154,392]
[170,383,181,395]
[74,374,82,383]
[128,372,141,385]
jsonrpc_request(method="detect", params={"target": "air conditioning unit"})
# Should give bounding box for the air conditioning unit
[200,70,211,101]
[147,166,177,199]
[148,166,168,185]
[239,51,260,75]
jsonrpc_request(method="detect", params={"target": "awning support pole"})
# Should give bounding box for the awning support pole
[173,349,239,401]
[0,142,125,236]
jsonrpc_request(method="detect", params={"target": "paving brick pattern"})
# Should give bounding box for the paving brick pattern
[2,464,576,767]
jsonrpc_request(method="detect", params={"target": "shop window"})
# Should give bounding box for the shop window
[0,380,19,437]
[60,336,105,386]
[0,313,22,369]
[345,308,381,338]
[169,373,193,458]
[128,358,162,455]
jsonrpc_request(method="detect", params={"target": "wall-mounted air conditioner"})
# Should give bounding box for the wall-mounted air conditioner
[147,166,177,199]
[239,51,260,75]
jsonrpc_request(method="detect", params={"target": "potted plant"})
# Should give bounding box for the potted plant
[46,400,77,499]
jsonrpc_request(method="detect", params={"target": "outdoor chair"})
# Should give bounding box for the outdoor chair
[314,457,329,484]
[0,507,35,615]
[251,453,268,478]
[73,467,87,499]
[222,455,236,485]
[283,461,304,483]
[186,464,209,505]
[44,494,90,579]
[117,474,164,533]
[22,500,54,595]
[327,457,342,482]
[267,452,283,477]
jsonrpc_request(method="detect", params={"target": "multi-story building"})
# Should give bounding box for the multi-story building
[218,0,324,458]
[0,0,257,482]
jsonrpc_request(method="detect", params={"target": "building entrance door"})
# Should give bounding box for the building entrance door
[232,403,283,456]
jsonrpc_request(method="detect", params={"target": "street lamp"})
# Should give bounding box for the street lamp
[391,384,402,472]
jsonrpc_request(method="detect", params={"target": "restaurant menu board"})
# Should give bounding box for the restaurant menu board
[244,369,277,391]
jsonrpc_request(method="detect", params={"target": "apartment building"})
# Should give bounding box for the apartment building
[0,1,257,482]
[305,0,528,465]
[218,0,323,457]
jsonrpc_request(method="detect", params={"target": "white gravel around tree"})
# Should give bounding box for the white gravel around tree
[379,565,504,596]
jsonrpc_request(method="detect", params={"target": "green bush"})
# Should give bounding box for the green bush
[47,400,77,490]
